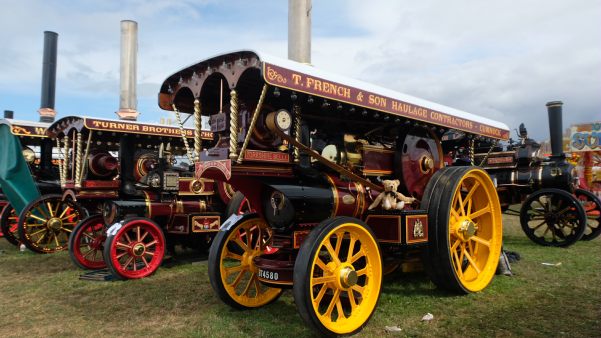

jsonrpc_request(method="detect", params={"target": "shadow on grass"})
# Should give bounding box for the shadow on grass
[382,269,461,298]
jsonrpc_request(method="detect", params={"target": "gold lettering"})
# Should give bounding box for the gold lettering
[314,79,322,92]
[368,95,387,108]
[306,77,314,89]
[292,73,302,85]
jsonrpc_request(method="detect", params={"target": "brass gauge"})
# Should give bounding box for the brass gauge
[22,147,35,164]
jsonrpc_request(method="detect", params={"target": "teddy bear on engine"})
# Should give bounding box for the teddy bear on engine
[368,179,416,211]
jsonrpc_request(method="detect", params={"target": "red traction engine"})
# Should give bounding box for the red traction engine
[474,102,600,246]
[42,116,241,279]
[159,51,510,336]
[17,116,234,278]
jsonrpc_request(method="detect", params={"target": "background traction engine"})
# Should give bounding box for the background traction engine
[0,118,61,248]
[475,101,599,247]
[100,142,226,280]
[159,51,507,336]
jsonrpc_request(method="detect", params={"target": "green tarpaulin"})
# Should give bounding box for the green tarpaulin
[0,124,40,213]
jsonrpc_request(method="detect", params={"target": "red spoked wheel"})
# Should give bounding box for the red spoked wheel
[68,215,107,270]
[103,217,166,280]
[575,189,601,241]
[0,204,20,246]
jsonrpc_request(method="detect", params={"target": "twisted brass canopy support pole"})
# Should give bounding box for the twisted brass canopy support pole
[293,104,301,163]
[477,140,498,167]
[78,131,93,187]
[75,132,83,188]
[57,138,65,187]
[469,138,475,166]
[63,135,69,183]
[172,104,194,163]
[194,99,202,162]
[237,84,269,164]
[229,89,239,160]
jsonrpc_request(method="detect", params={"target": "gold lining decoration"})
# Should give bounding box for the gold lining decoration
[325,174,339,217]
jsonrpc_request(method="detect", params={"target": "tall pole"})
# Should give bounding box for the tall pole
[116,20,139,120]
[288,0,312,64]
[39,31,58,123]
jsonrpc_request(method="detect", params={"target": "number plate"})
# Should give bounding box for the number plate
[258,269,279,281]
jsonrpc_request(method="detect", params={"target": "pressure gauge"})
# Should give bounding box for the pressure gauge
[275,109,292,130]
[22,147,35,164]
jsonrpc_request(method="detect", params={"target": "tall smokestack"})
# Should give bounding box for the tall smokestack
[39,31,58,123]
[288,0,311,64]
[116,20,139,121]
[546,101,564,159]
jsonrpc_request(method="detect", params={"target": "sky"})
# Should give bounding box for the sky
[0,0,599,141]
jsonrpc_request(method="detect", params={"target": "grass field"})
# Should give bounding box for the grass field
[0,214,599,338]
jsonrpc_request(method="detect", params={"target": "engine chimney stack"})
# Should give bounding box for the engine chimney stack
[288,0,312,64]
[39,31,58,123]
[546,101,565,159]
[4,110,14,119]
[116,20,139,121]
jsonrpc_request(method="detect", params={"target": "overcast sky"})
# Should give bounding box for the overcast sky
[0,0,599,140]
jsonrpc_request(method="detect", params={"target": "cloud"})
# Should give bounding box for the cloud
[0,0,599,140]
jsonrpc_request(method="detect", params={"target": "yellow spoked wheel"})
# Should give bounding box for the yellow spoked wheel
[293,217,382,337]
[18,195,85,254]
[208,216,282,309]
[421,167,502,293]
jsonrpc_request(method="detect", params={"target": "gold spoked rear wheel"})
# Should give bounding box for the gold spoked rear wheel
[293,217,382,337]
[208,217,282,309]
[18,195,84,254]
[422,167,502,293]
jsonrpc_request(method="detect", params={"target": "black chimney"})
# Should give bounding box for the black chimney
[39,31,58,123]
[546,101,564,159]
[3,110,14,119]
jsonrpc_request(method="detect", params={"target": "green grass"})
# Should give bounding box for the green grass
[0,214,599,337]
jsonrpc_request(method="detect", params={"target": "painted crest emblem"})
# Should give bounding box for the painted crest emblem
[413,219,424,238]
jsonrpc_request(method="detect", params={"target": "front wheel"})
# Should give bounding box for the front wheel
[293,217,382,337]
[574,189,601,241]
[103,218,166,280]
[520,189,586,247]
[0,204,20,246]
[68,215,107,270]
[18,195,85,254]
[208,215,282,309]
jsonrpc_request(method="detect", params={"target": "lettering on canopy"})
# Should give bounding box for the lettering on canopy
[263,63,509,140]
[11,125,47,138]
[84,118,213,139]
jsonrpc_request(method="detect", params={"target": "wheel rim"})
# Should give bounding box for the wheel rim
[219,218,281,307]
[109,220,164,279]
[72,216,107,269]
[2,206,19,245]
[522,192,583,245]
[448,170,502,292]
[22,198,81,253]
[308,222,382,334]
[575,191,601,240]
